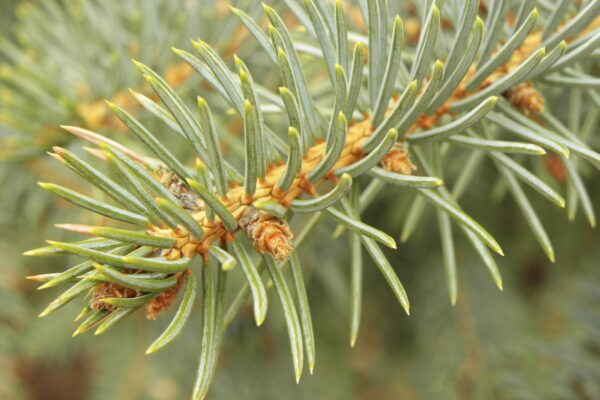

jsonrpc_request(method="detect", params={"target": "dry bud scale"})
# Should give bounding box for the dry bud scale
[25,0,600,397]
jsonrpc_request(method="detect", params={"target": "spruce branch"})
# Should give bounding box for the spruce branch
[22,1,600,398]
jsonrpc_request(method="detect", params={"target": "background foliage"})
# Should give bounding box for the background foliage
[1,0,599,399]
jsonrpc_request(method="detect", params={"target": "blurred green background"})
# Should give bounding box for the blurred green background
[1,1,599,399]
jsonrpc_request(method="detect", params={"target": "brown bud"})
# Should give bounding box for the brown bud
[146,269,191,320]
[240,207,293,261]
[91,282,138,312]
[504,82,544,115]
[91,269,191,320]
[380,144,416,175]
[545,153,567,183]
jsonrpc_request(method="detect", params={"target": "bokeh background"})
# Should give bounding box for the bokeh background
[1,1,599,399]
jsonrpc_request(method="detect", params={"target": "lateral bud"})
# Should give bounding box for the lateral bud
[239,206,293,261]
[91,282,138,312]
[504,82,544,115]
[380,144,416,175]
